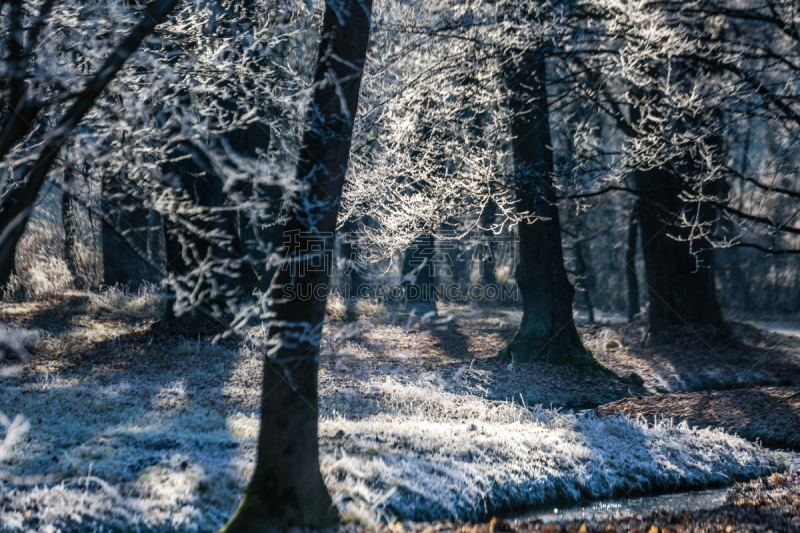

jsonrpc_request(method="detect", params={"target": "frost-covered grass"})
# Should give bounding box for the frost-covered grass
[0,310,785,532]
[1,258,74,303]
[87,283,165,317]
[317,379,778,524]
[0,338,253,533]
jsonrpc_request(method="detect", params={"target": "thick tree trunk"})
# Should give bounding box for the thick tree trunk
[625,203,640,322]
[157,103,271,323]
[222,107,277,297]
[101,174,156,290]
[635,168,724,332]
[157,153,241,322]
[218,0,371,530]
[450,238,469,289]
[498,52,598,368]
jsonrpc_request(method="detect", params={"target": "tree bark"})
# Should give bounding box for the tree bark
[625,202,640,322]
[498,52,599,369]
[450,233,470,289]
[635,168,724,332]
[221,104,277,297]
[157,144,243,322]
[157,101,271,323]
[218,0,372,530]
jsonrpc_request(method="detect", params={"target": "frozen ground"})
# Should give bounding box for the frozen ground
[0,299,787,532]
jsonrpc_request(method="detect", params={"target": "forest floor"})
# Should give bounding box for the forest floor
[323,301,800,452]
[582,320,800,452]
[0,292,798,531]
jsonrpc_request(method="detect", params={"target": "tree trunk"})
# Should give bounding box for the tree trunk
[222,105,277,297]
[477,199,498,286]
[157,151,241,321]
[340,217,367,321]
[402,233,436,304]
[101,174,155,290]
[157,102,271,323]
[635,168,724,332]
[498,52,599,369]
[450,237,469,289]
[61,170,84,289]
[218,0,371,530]
[574,241,595,323]
[0,249,15,291]
[625,202,640,322]
[0,185,21,290]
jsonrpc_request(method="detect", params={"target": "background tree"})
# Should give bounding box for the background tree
[0,0,182,284]
[625,202,640,322]
[498,49,594,365]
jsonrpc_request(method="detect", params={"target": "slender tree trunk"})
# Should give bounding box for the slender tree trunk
[218,0,371,530]
[477,199,498,287]
[61,170,84,289]
[498,51,600,369]
[574,241,595,323]
[625,202,640,322]
[146,210,164,269]
[341,217,367,321]
[159,216,183,321]
[635,168,724,332]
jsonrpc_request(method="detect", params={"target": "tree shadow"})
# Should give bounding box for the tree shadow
[597,386,800,452]
[428,315,473,361]
[0,297,253,531]
[597,321,800,393]
[715,387,800,450]
[1,294,90,335]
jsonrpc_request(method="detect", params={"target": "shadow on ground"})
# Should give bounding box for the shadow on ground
[586,321,800,393]
[0,296,255,531]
